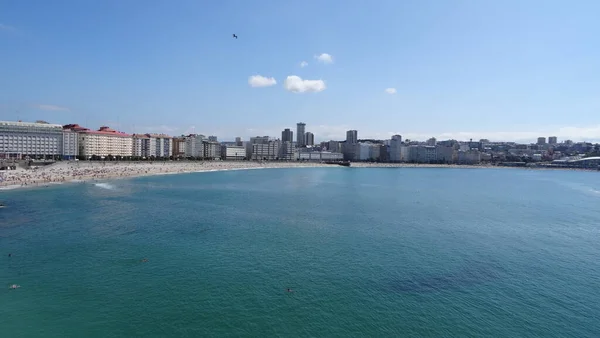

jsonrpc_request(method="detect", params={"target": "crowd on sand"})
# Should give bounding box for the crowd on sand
[0,161,332,189]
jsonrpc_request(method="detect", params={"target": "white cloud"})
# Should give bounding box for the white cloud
[283,75,326,93]
[314,53,333,64]
[248,75,277,88]
[385,88,397,94]
[34,104,70,112]
[300,61,308,68]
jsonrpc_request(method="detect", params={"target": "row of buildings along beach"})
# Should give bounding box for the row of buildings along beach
[1,120,599,168]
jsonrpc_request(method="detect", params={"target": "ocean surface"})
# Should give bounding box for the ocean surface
[1,167,600,337]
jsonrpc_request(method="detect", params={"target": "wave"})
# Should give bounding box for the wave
[93,183,115,190]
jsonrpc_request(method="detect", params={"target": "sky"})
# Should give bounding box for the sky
[1,0,599,143]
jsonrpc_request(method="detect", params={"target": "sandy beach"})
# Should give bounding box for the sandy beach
[0,161,333,190]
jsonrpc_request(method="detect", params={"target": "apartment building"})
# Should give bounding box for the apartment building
[66,125,133,158]
[0,120,64,159]
[172,137,186,158]
[221,145,246,160]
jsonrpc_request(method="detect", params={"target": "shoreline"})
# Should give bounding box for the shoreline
[1,161,597,192]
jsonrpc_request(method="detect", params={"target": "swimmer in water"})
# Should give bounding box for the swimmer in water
[141,258,148,262]
[286,288,293,293]
[9,284,20,289]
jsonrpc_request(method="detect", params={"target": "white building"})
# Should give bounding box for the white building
[247,136,271,158]
[252,140,280,160]
[221,145,246,160]
[389,135,403,162]
[132,134,171,158]
[62,128,79,160]
[0,120,64,159]
[67,125,133,158]
[184,134,205,158]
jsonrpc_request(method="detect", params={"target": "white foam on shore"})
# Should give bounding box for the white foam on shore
[94,183,115,190]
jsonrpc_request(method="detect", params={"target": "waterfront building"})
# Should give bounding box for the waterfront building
[221,145,246,160]
[235,137,242,146]
[327,141,341,153]
[279,141,294,160]
[64,124,132,158]
[184,134,205,158]
[297,151,343,161]
[379,144,389,162]
[172,137,186,158]
[435,145,456,163]
[132,134,150,158]
[133,134,172,158]
[62,127,79,160]
[0,120,64,159]
[251,140,280,160]
[296,123,306,147]
[305,132,314,146]
[389,135,403,162]
[458,149,481,164]
[202,140,220,159]
[346,130,358,144]
[281,129,293,143]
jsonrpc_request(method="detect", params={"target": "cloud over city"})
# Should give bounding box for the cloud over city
[314,53,333,64]
[248,75,277,87]
[384,88,397,94]
[283,76,326,93]
[300,61,308,68]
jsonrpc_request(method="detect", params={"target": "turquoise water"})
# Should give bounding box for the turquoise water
[1,167,600,337]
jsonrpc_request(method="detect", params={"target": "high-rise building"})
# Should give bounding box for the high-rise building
[537,137,546,145]
[346,130,358,144]
[208,136,218,142]
[296,123,306,147]
[389,135,403,162]
[282,128,293,143]
[548,136,558,144]
[305,132,314,146]
[235,137,242,146]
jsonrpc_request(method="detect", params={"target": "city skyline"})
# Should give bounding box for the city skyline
[0,118,593,145]
[1,1,600,143]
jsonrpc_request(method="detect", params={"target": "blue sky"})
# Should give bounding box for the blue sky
[1,0,599,142]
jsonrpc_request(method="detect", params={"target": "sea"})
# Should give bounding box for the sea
[1,167,600,337]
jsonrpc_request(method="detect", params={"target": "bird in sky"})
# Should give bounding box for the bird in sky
[232,34,238,39]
